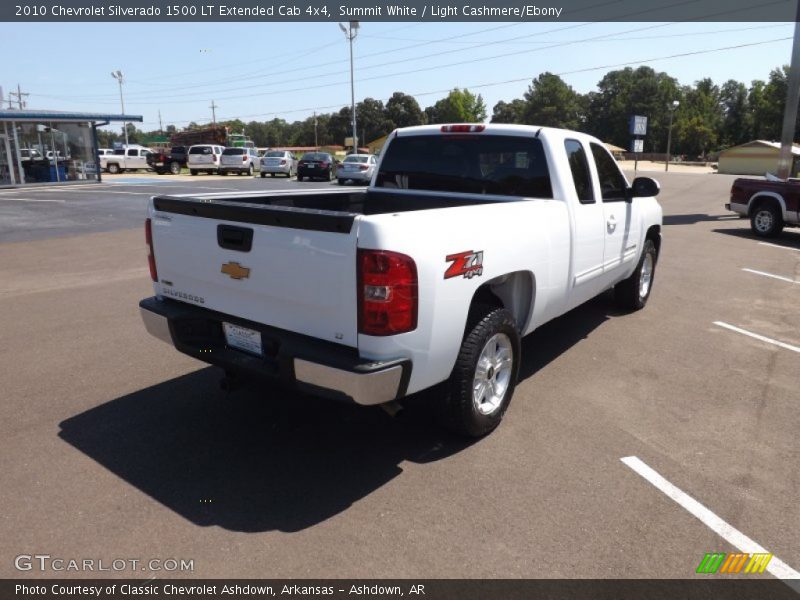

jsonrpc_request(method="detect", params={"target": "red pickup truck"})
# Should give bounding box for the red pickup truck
[726,178,800,237]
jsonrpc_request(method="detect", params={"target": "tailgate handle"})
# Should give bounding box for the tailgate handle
[217,225,253,252]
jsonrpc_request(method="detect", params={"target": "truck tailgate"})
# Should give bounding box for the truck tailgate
[149,195,360,347]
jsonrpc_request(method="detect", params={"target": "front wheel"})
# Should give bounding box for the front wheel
[169,161,181,175]
[438,307,520,438]
[614,238,658,311]
[107,163,120,174]
[750,203,784,238]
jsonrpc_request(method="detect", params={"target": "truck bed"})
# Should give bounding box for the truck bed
[152,189,507,233]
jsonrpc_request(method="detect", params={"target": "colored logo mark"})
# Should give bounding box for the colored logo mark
[697,552,773,574]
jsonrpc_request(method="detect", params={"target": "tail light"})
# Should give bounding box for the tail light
[145,218,158,282]
[280,160,286,165]
[358,249,417,336]
[320,161,329,168]
[242,155,248,162]
[359,165,369,171]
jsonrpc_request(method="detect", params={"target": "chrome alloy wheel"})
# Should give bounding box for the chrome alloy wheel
[639,252,654,299]
[754,209,774,234]
[472,333,514,415]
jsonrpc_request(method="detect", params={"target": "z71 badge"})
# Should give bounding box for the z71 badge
[445,250,484,279]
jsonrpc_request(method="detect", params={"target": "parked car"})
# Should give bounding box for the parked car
[220,147,260,176]
[101,145,153,174]
[338,154,377,185]
[726,177,800,237]
[19,149,44,161]
[297,152,338,181]
[147,146,188,175]
[260,150,297,178]
[139,123,663,438]
[187,144,224,175]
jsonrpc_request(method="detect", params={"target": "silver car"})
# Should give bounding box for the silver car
[220,147,260,176]
[260,150,297,178]
[337,154,377,185]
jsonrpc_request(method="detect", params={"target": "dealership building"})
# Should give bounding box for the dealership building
[0,109,142,187]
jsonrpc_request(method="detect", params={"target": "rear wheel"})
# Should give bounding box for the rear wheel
[614,238,658,311]
[297,174,304,181]
[190,169,198,176]
[270,173,275,178]
[169,161,181,175]
[750,201,784,238]
[107,163,120,175]
[260,172,266,178]
[438,306,520,438]
[247,164,254,176]
[338,179,345,185]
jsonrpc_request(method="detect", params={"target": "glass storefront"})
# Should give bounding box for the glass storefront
[11,120,98,184]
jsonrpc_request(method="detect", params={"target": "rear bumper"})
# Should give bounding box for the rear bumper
[340,170,371,181]
[261,164,291,174]
[726,201,747,215]
[139,297,410,405]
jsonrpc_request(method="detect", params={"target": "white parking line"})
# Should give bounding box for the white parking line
[713,321,800,353]
[758,241,800,253]
[0,197,66,203]
[620,456,800,584]
[742,268,799,284]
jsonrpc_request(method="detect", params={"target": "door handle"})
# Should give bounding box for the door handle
[607,215,617,232]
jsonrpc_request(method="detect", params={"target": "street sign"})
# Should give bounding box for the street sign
[629,115,648,136]
[631,139,644,153]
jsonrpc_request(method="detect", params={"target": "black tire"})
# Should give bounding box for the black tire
[169,161,181,175]
[260,173,266,178]
[614,238,658,311]
[297,175,304,181]
[248,164,254,176]
[328,169,334,181]
[270,173,275,178]
[107,163,120,175]
[190,169,198,176]
[438,306,520,438]
[338,179,345,185]
[750,201,784,238]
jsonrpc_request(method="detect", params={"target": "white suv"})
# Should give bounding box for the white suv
[187,144,224,175]
[220,147,260,176]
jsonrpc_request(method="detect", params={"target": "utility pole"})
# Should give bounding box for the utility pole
[111,70,129,149]
[9,83,29,110]
[210,100,218,126]
[776,0,800,179]
[339,21,359,154]
[158,109,164,135]
[665,100,680,172]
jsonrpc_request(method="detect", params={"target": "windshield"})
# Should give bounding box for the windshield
[222,148,245,155]
[265,151,286,157]
[189,146,213,154]
[375,135,552,198]
[301,153,328,161]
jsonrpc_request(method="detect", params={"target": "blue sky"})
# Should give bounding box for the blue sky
[0,21,793,137]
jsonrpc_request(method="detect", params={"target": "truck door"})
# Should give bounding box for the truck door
[564,139,606,298]
[589,143,640,281]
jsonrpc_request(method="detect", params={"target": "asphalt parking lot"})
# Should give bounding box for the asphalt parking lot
[0,171,797,580]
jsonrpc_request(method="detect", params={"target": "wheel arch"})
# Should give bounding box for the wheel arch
[748,192,787,219]
[467,271,536,335]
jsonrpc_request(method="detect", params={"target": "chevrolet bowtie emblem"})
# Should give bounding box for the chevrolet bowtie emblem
[221,261,250,280]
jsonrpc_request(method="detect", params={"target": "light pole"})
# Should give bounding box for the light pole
[665,100,679,172]
[111,70,129,149]
[339,21,359,154]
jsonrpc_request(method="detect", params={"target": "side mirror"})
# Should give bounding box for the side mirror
[630,176,660,199]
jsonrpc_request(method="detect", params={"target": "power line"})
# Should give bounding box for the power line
[135,36,791,128]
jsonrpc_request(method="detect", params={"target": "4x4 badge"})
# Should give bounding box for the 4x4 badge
[445,251,484,279]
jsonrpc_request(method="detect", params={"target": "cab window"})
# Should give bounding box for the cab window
[590,143,628,201]
[564,140,594,204]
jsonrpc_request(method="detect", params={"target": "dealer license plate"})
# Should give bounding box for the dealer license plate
[223,322,263,356]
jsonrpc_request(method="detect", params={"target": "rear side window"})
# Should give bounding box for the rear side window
[564,140,594,204]
[376,135,552,198]
[590,143,628,201]
[189,146,212,154]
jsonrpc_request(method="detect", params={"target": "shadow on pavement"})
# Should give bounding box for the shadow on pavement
[712,227,800,247]
[58,293,619,533]
[662,214,743,226]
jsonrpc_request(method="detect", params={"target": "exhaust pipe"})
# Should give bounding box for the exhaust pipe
[379,400,404,418]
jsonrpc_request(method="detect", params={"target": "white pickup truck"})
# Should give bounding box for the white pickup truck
[101,145,154,174]
[140,124,662,437]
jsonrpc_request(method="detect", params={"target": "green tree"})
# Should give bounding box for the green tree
[491,99,526,124]
[425,88,487,124]
[719,80,750,147]
[520,72,584,129]
[385,92,426,129]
